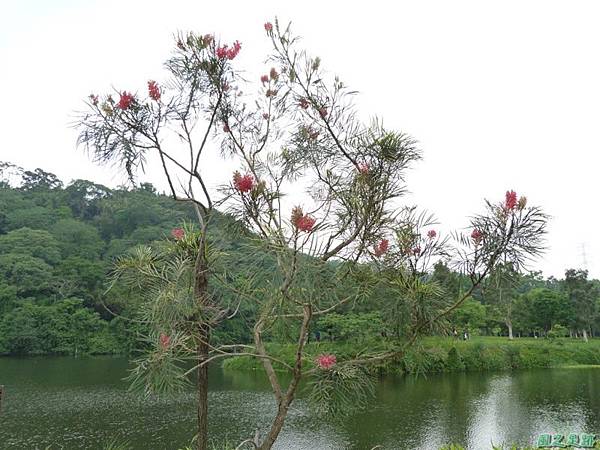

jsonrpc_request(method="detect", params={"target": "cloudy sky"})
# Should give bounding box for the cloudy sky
[1,0,598,278]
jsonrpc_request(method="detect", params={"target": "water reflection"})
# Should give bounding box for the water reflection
[1,358,599,449]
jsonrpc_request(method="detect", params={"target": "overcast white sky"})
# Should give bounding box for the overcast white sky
[1,0,598,278]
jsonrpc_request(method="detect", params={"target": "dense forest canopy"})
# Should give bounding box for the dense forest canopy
[0,162,597,355]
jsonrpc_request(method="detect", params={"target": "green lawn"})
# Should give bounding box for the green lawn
[223,336,600,375]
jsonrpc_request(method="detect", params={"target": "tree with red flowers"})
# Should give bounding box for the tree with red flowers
[216,21,546,448]
[77,31,246,450]
[76,20,547,450]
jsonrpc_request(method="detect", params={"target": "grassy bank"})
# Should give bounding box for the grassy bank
[222,336,600,375]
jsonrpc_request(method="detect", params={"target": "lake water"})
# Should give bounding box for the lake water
[1,357,600,449]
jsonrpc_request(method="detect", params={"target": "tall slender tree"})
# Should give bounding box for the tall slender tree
[564,269,598,341]
[76,19,548,449]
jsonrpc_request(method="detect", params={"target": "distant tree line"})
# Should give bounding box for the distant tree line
[0,163,595,356]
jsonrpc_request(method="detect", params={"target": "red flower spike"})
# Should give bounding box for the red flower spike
[505,190,518,210]
[316,354,336,370]
[117,92,134,110]
[412,246,421,256]
[291,206,304,226]
[471,229,483,244]
[171,228,185,240]
[299,98,309,109]
[148,80,161,101]
[223,123,230,132]
[216,46,228,59]
[357,163,370,175]
[373,239,389,257]
[89,94,99,106]
[226,41,241,60]
[298,216,316,232]
[318,107,328,118]
[233,172,255,193]
[264,22,273,32]
[269,67,279,81]
[262,113,269,120]
[291,207,316,232]
[159,333,171,350]
[260,74,269,84]
[427,230,437,239]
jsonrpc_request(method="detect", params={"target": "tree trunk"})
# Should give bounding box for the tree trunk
[258,394,295,450]
[507,320,514,340]
[582,328,589,342]
[258,305,311,450]
[194,249,210,450]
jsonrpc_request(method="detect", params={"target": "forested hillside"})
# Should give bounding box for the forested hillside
[0,163,263,355]
[0,163,598,356]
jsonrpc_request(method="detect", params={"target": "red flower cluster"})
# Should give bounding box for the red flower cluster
[261,74,269,84]
[269,67,279,81]
[233,171,255,193]
[304,126,319,140]
[148,80,160,101]
[159,333,171,350]
[412,246,421,256]
[291,206,316,232]
[298,98,309,109]
[505,190,518,210]
[262,113,269,120]
[264,22,273,32]
[171,227,185,240]
[357,163,370,175]
[471,229,483,244]
[117,91,134,110]
[373,238,389,257]
[89,94,99,105]
[316,354,336,370]
[223,123,230,132]
[318,106,328,118]
[265,89,277,98]
[427,229,437,239]
[216,41,241,60]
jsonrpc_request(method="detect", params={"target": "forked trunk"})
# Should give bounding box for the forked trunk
[257,305,311,450]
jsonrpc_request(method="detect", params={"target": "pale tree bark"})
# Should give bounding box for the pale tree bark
[582,328,589,342]
[257,305,312,450]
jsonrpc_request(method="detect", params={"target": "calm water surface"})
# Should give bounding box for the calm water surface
[1,357,600,449]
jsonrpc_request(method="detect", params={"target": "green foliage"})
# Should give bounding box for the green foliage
[51,219,104,259]
[548,323,569,339]
[0,298,119,355]
[224,337,600,375]
[0,227,61,264]
[316,312,383,341]
[450,297,487,333]
[0,253,54,297]
[308,364,375,417]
